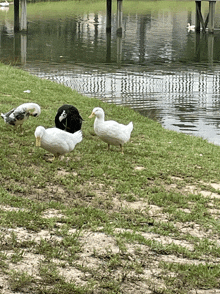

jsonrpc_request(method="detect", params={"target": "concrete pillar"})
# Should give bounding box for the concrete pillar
[208,1,216,33]
[20,0,27,32]
[117,0,123,36]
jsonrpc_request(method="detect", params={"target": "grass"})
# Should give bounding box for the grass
[0,62,220,293]
[3,0,213,24]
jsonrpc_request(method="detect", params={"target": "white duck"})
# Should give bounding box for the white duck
[187,23,195,32]
[1,102,41,130]
[34,126,82,158]
[0,1,9,7]
[89,107,133,154]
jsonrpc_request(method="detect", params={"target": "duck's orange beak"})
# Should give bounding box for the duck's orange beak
[35,137,41,147]
[89,112,95,118]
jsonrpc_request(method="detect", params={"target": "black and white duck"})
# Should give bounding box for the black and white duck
[55,104,83,133]
[1,102,41,130]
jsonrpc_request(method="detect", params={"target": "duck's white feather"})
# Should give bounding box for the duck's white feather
[89,107,133,152]
[94,119,133,146]
[34,126,82,157]
[14,103,41,117]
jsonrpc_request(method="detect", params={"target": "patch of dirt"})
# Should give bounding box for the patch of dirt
[41,208,66,219]
[0,205,27,212]
[189,290,220,294]
[175,221,219,243]
[1,177,220,293]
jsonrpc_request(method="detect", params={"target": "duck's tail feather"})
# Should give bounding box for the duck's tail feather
[72,130,83,145]
[127,122,133,133]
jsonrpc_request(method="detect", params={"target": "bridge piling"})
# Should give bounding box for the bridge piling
[195,0,217,33]
[106,0,112,32]
[14,0,28,32]
[14,0,19,32]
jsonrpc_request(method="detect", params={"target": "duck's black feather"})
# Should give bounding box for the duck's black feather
[55,104,83,134]
[14,110,28,121]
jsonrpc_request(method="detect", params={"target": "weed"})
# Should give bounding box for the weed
[8,270,33,292]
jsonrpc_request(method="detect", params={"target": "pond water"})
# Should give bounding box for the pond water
[1,1,220,145]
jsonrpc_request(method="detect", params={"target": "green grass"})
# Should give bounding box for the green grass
[2,0,213,24]
[0,62,220,293]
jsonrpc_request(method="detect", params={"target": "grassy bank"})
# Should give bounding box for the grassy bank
[0,62,220,293]
[4,1,207,23]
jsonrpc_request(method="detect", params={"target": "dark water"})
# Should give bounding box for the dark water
[1,2,220,145]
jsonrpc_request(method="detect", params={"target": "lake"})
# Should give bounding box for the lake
[1,0,220,145]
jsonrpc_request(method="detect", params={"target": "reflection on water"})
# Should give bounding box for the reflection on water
[28,65,220,144]
[1,2,220,145]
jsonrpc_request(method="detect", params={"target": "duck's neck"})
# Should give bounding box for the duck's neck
[95,114,105,124]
